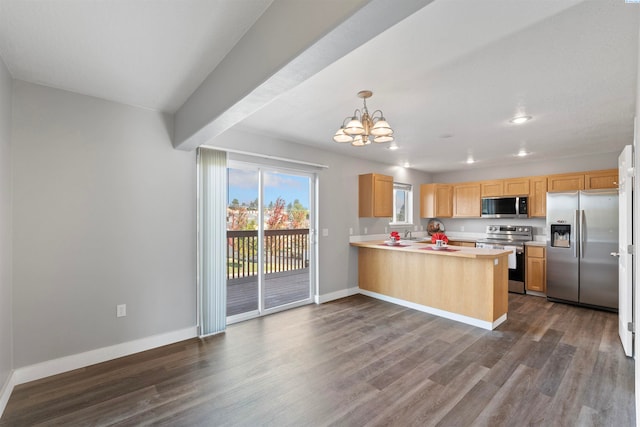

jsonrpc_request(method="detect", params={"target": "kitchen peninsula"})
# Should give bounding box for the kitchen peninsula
[350,241,510,330]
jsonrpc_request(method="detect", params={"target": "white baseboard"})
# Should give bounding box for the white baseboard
[358,288,506,330]
[0,370,16,419]
[315,286,359,304]
[11,326,197,387]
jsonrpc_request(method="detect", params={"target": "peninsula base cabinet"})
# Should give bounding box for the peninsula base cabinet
[526,246,546,293]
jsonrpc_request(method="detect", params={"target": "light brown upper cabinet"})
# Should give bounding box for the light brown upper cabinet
[480,178,529,197]
[420,184,453,218]
[480,180,503,197]
[453,182,481,217]
[359,173,393,217]
[585,169,618,189]
[503,178,530,196]
[547,172,585,192]
[529,176,547,217]
[547,169,618,192]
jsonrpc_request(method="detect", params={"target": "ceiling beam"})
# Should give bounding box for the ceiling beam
[173,0,434,151]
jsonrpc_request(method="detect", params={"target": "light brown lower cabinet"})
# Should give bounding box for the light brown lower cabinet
[448,240,476,248]
[525,246,546,293]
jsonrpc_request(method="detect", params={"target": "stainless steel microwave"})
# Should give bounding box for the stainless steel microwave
[481,196,528,218]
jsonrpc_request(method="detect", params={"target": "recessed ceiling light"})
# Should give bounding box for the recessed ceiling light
[403,162,410,168]
[509,115,532,124]
[387,142,399,150]
[516,149,528,157]
[466,157,475,164]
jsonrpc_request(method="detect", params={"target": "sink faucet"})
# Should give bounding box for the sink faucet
[404,230,412,239]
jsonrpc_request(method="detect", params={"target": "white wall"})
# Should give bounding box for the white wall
[0,56,13,392]
[11,82,196,368]
[209,128,431,295]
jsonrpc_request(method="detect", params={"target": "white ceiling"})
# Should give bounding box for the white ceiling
[0,0,273,112]
[236,0,640,172]
[0,0,638,173]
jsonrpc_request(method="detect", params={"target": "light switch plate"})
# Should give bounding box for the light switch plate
[322,228,329,237]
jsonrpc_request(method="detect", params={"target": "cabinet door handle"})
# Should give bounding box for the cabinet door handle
[611,252,620,257]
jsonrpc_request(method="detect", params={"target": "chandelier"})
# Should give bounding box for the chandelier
[333,90,394,147]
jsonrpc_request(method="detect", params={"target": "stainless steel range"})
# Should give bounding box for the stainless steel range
[475,225,533,294]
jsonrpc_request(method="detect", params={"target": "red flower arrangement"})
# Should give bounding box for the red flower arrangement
[431,232,449,244]
[390,231,401,242]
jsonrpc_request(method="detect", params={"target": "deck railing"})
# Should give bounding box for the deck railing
[227,229,309,280]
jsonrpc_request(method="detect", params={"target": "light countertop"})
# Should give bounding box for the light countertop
[349,240,509,259]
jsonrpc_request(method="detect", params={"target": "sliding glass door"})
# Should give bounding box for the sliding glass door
[262,171,312,310]
[226,163,315,322]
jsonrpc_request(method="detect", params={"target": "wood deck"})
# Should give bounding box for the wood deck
[227,268,310,317]
[1,293,633,426]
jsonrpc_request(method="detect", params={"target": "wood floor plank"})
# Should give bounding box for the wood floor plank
[0,294,634,426]
[434,379,500,427]
[536,342,576,397]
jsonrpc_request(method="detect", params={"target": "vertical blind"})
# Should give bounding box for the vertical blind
[197,147,227,337]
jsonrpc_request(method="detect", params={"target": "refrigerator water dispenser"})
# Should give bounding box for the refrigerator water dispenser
[551,224,571,248]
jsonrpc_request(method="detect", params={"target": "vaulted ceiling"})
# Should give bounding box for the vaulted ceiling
[0,0,637,172]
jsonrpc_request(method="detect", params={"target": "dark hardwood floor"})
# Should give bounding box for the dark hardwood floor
[1,293,634,426]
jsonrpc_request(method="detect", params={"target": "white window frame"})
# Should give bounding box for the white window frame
[390,182,413,226]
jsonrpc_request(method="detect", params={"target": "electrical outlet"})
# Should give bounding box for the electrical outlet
[117,304,126,318]
[385,227,388,233]
[349,228,353,235]
[414,225,418,231]
[461,226,465,232]
[322,228,329,237]
[364,227,368,234]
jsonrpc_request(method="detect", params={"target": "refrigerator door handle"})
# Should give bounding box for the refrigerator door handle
[579,209,585,258]
[574,209,580,258]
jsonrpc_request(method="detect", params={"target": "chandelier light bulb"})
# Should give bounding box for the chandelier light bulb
[344,118,365,135]
[351,135,371,147]
[371,119,393,137]
[333,127,353,143]
[374,135,394,143]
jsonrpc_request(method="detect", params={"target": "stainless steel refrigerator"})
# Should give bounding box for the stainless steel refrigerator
[546,189,618,310]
